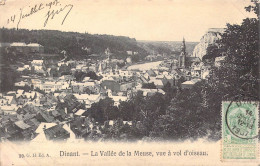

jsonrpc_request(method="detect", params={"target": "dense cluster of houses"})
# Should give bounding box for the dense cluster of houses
[0,39,223,142]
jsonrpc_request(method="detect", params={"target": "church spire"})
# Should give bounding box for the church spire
[178,37,187,68]
[181,37,186,55]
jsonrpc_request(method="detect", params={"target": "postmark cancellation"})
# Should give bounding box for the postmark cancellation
[222,101,259,161]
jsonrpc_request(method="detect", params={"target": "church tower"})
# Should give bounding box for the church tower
[179,37,187,68]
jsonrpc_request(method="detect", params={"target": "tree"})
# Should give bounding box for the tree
[88,97,117,123]
[74,71,101,81]
[85,71,99,80]
[141,93,167,136]
[59,65,71,75]
[162,81,177,103]
[202,44,223,63]
[119,101,135,121]
[211,2,259,100]
[0,28,148,59]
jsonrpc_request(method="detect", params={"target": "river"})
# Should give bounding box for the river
[127,61,163,71]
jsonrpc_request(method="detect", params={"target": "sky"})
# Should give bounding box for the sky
[0,0,256,42]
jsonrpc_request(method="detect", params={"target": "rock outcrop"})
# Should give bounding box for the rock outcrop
[192,28,225,60]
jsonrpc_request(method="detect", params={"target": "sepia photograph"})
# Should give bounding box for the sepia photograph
[0,0,259,165]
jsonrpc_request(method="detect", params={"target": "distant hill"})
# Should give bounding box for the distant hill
[0,28,148,61]
[0,28,198,61]
[138,40,198,56]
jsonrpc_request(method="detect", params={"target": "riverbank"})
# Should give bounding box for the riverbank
[127,61,163,71]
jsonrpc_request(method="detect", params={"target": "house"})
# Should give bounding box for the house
[16,89,25,96]
[146,69,157,77]
[17,112,35,121]
[31,60,44,66]
[59,75,74,81]
[33,66,44,73]
[62,123,77,141]
[145,55,157,61]
[24,91,37,99]
[181,79,201,89]
[17,67,27,72]
[33,122,57,142]
[0,121,22,141]
[156,75,167,84]
[44,124,70,141]
[14,81,29,87]
[36,111,55,123]
[73,93,101,106]
[14,121,31,130]
[149,79,164,89]
[71,81,96,93]
[119,70,132,78]
[55,108,67,121]
[14,120,33,140]
[39,81,68,93]
[0,105,19,115]
[24,65,31,70]
[138,75,149,84]
[51,109,62,121]
[24,118,40,131]
[123,121,133,126]
[31,79,42,89]
[0,96,17,106]
[70,117,93,139]
[19,103,42,114]
[158,66,169,71]
[134,88,165,97]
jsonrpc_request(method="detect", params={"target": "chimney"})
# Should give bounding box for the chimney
[5,127,8,133]
[65,107,67,114]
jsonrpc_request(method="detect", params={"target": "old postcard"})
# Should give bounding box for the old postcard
[0,0,259,165]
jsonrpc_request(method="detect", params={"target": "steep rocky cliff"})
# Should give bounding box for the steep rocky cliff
[192,28,225,60]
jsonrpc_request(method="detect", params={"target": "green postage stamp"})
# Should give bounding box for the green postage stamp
[222,101,259,161]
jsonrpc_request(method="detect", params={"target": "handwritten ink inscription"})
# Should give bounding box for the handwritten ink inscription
[6,0,73,29]
[0,0,6,5]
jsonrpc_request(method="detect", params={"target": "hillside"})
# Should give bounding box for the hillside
[138,40,198,56]
[0,28,148,61]
[0,28,198,61]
